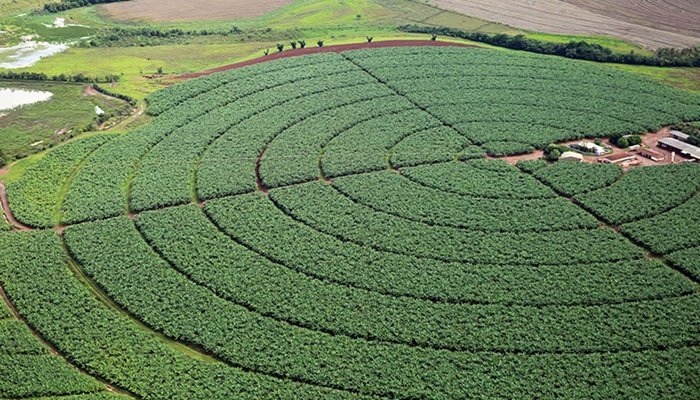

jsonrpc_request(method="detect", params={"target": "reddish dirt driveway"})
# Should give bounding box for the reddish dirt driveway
[178,40,480,79]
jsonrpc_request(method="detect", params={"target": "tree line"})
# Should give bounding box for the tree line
[0,71,120,83]
[39,0,128,14]
[398,25,700,67]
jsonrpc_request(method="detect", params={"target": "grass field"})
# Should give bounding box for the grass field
[0,81,126,157]
[1,46,699,398]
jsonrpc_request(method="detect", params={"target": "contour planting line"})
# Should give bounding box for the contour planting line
[0,280,134,398]
[526,167,700,286]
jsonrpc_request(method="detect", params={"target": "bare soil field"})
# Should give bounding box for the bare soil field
[99,0,295,23]
[429,0,700,49]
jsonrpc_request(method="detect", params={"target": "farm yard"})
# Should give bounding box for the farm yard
[1,45,700,398]
[429,0,700,49]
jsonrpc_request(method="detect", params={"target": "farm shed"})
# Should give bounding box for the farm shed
[637,148,664,161]
[577,141,607,155]
[559,151,583,162]
[602,153,636,164]
[670,130,690,141]
[658,138,700,161]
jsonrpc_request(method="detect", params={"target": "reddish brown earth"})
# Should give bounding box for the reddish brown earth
[178,40,480,79]
[429,0,700,49]
[100,0,295,23]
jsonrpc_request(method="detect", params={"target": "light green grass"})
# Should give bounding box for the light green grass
[0,81,126,157]
[605,64,700,94]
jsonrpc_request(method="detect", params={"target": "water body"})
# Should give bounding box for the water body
[0,88,53,111]
[0,41,69,69]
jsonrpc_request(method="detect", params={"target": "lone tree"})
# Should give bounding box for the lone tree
[276,43,284,52]
[317,40,324,47]
[263,49,269,56]
[366,36,373,43]
[430,33,437,41]
[298,40,306,49]
[290,41,297,49]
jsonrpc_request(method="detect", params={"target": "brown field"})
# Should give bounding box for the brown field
[429,0,700,49]
[99,0,295,22]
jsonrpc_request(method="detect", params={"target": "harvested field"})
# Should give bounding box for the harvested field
[429,0,700,49]
[99,0,295,22]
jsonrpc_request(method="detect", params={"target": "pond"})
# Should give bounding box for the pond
[0,40,69,69]
[0,88,53,111]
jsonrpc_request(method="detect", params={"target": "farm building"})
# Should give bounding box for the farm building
[577,141,607,155]
[670,130,690,141]
[559,151,583,162]
[658,138,700,161]
[637,148,665,161]
[601,153,636,164]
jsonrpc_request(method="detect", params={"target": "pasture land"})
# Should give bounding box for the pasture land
[0,81,127,158]
[429,0,700,49]
[1,46,699,398]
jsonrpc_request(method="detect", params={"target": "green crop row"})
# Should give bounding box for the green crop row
[621,194,700,254]
[195,86,396,201]
[0,231,365,400]
[261,98,421,188]
[62,57,362,223]
[269,181,642,265]
[0,318,108,399]
[7,134,115,228]
[146,53,349,116]
[667,246,700,282]
[205,192,693,306]
[401,160,557,199]
[534,162,624,196]
[575,163,700,225]
[64,216,700,398]
[331,170,598,232]
[390,126,481,167]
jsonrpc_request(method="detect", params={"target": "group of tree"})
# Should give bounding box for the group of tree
[39,0,127,14]
[543,144,571,161]
[82,25,247,47]
[398,25,700,67]
[609,133,642,148]
[0,71,120,83]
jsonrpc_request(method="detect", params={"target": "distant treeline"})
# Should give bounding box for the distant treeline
[398,25,700,67]
[92,83,136,106]
[80,26,255,47]
[0,71,121,83]
[40,0,129,14]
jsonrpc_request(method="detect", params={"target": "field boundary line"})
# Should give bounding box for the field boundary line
[0,281,134,398]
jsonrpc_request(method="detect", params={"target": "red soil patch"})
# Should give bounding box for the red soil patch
[178,40,480,79]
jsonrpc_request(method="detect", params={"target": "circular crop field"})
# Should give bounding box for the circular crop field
[2,46,700,399]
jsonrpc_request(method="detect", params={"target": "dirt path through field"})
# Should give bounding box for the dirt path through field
[178,40,480,79]
[0,182,32,231]
[429,0,700,49]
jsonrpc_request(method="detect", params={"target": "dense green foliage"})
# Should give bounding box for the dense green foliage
[534,161,623,196]
[7,134,114,228]
[621,194,700,254]
[0,231,366,399]
[4,47,700,398]
[40,0,127,13]
[667,246,700,282]
[399,25,700,67]
[575,163,700,225]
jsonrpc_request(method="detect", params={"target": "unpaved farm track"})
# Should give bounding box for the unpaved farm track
[430,0,700,49]
[179,40,479,79]
[100,0,295,22]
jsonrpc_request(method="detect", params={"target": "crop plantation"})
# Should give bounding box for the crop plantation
[2,46,700,399]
